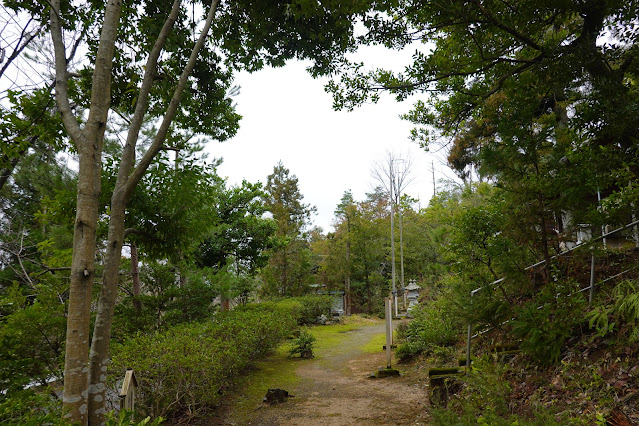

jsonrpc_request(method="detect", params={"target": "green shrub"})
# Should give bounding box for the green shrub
[0,283,66,395]
[109,305,297,421]
[587,279,639,342]
[431,356,562,426]
[511,279,586,366]
[396,302,460,361]
[288,330,316,358]
[253,295,334,325]
[289,295,334,324]
[105,409,164,425]
[0,389,66,425]
[111,262,218,340]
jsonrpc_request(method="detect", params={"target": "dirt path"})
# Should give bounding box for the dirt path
[215,322,430,425]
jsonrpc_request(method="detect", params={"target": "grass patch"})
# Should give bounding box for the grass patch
[362,332,388,354]
[310,323,361,354]
[311,315,384,355]
[223,323,362,421]
[342,315,383,326]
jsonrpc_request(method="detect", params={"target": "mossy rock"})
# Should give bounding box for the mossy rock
[372,367,401,378]
[263,388,291,405]
[429,375,463,407]
[428,367,463,377]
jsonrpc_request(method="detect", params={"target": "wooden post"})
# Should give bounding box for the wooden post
[466,323,472,374]
[403,288,408,310]
[119,369,138,413]
[385,297,393,369]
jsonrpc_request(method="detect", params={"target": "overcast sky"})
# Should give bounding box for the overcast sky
[205,49,460,233]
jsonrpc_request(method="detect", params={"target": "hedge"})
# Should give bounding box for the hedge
[108,297,332,421]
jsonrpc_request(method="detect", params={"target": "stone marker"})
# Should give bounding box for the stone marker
[263,388,292,405]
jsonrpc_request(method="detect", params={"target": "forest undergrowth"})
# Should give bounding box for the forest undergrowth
[397,251,639,425]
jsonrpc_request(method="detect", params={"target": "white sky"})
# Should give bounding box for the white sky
[205,48,459,233]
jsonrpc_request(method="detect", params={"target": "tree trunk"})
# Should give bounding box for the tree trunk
[87,197,126,424]
[538,194,551,282]
[366,270,372,314]
[398,203,405,308]
[131,242,141,312]
[345,216,351,315]
[221,297,230,312]
[85,1,219,422]
[62,147,103,425]
[50,0,122,420]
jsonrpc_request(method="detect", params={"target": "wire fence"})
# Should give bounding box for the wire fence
[465,218,639,369]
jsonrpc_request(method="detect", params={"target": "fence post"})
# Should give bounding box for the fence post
[466,292,473,374]
[589,253,596,305]
[385,297,393,369]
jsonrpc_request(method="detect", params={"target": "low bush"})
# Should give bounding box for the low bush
[255,295,334,325]
[289,295,334,324]
[109,303,297,421]
[396,302,461,361]
[430,356,562,426]
[288,330,316,358]
[0,389,65,425]
[587,279,639,343]
[105,409,164,425]
[511,278,586,366]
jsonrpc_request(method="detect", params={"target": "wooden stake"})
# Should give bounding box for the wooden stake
[385,297,393,369]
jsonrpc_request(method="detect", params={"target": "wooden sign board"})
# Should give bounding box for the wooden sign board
[119,369,138,412]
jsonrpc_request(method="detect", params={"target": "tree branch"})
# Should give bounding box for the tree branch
[124,0,221,200]
[49,0,84,146]
[0,17,43,80]
[473,0,543,51]
[113,0,182,195]
[373,52,542,94]
[34,267,72,278]
[16,232,35,289]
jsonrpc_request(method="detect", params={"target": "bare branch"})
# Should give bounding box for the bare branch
[0,16,43,80]
[371,151,415,202]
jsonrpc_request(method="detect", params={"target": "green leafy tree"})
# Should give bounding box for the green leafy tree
[197,179,277,307]
[0,87,67,192]
[329,0,639,258]
[117,150,225,261]
[1,0,376,421]
[112,260,219,339]
[322,187,391,314]
[396,197,440,284]
[197,180,276,275]
[0,149,74,399]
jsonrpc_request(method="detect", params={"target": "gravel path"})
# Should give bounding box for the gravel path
[218,322,429,425]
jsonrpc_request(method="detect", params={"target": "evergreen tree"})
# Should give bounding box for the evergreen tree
[261,161,316,296]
